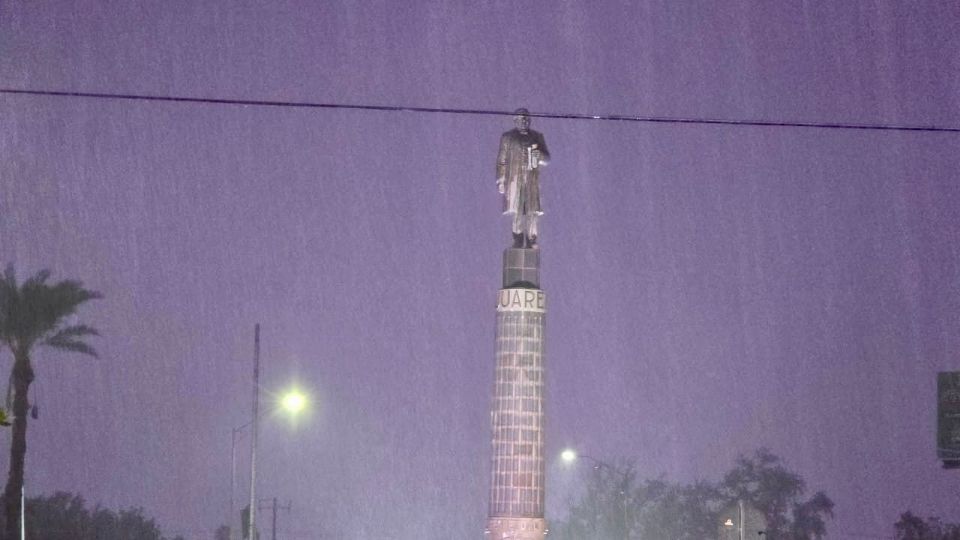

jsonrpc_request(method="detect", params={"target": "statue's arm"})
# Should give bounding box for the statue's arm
[537,133,551,167]
[496,133,509,181]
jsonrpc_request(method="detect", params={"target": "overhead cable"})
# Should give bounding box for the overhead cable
[2,87,958,133]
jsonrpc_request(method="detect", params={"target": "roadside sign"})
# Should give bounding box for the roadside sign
[938,372,960,468]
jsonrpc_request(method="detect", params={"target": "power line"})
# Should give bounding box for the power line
[2,87,959,134]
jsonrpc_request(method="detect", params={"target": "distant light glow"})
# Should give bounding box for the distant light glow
[281,390,307,414]
[561,449,577,463]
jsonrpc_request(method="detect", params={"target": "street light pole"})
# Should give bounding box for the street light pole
[739,499,745,540]
[249,324,261,540]
[229,426,243,540]
[230,386,306,540]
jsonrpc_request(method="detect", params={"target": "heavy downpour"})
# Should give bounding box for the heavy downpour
[2,2,960,539]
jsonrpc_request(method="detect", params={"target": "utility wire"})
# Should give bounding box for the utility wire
[2,87,959,134]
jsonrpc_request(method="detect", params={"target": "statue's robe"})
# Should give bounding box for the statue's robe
[497,128,550,216]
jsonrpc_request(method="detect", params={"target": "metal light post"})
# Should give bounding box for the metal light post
[249,324,261,540]
[230,395,306,540]
[229,422,251,540]
[720,499,766,539]
[739,499,745,540]
[561,449,632,540]
[229,323,307,540]
[230,427,238,540]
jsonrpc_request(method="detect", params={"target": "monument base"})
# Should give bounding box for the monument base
[485,517,548,539]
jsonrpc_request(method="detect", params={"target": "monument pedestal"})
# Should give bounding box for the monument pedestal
[501,248,540,289]
[485,517,548,540]
[485,248,547,539]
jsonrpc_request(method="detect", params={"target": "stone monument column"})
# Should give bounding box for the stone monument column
[485,247,547,539]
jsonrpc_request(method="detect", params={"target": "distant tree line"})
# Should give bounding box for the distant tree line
[555,447,960,540]
[0,491,185,540]
[553,448,834,540]
[895,511,960,540]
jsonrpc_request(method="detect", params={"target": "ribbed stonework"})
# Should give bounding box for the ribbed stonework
[485,248,547,539]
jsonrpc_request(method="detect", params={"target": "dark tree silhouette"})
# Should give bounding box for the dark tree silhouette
[0,266,101,539]
[720,449,833,539]
[894,511,960,540]
[554,449,833,540]
[554,462,719,540]
[22,491,182,540]
[639,480,720,540]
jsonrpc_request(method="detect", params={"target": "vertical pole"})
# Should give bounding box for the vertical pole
[272,497,278,540]
[249,324,260,540]
[230,428,238,540]
[20,485,25,540]
[622,488,628,540]
[738,499,744,540]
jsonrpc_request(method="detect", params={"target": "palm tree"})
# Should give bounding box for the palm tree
[0,265,101,539]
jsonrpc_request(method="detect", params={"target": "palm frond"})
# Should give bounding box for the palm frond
[19,275,100,347]
[22,269,51,288]
[0,265,101,353]
[0,266,19,347]
[44,336,98,357]
[46,324,100,342]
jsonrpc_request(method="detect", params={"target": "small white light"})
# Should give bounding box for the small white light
[281,391,307,414]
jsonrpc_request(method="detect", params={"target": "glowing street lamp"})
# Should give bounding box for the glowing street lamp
[230,327,311,540]
[232,387,309,540]
[560,448,625,475]
[280,390,307,415]
[231,388,309,540]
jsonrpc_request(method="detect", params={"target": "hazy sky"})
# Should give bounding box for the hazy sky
[2,2,960,538]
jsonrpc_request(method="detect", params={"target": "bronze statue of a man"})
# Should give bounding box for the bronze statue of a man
[497,108,550,248]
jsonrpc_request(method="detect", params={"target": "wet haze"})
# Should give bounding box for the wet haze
[2,2,960,538]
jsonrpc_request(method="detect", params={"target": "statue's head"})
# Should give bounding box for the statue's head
[514,108,531,133]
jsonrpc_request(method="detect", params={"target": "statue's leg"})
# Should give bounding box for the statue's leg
[511,208,525,247]
[526,215,538,248]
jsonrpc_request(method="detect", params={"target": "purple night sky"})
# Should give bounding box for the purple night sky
[2,2,960,538]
